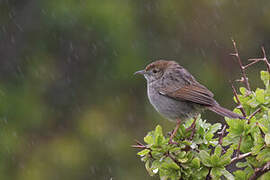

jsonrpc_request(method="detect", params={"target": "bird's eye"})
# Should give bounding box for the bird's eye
[152,69,158,73]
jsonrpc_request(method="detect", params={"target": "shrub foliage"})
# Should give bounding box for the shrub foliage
[134,54,270,180]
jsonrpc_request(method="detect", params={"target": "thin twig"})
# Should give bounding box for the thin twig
[261,46,270,73]
[244,59,261,69]
[132,140,154,158]
[236,135,243,158]
[248,46,270,73]
[248,107,262,124]
[131,144,147,148]
[218,125,227,145]
[131,139,148,149]
[187,117,197,140]
[231,152,252,164]
[230,39,251,91]
[248,161,270,180]
[134,139,144,146]
[205,168,212,180]
[231,82,247,117]
[256,122,266,138]
[167,151,184,169]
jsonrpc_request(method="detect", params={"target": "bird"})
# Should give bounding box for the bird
[134,60,243,143]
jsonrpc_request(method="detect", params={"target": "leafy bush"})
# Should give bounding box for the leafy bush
[134,44,270,180]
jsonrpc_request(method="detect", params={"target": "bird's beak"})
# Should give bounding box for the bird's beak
[134,70,145,75]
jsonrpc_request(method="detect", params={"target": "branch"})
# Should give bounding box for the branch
[261,47,270,73]
[256,122,266,138]
[218,125,227,145]
[231,82,247,117]
[187,117,197,140]
[249,161,270,180]
[236,135,243,158]
[231,152,252,164]
[132,139,154,158]
[167,151,184,169]
[205,167,212,180]
[230,39,251,91]
[248,107,262,124]
[131,139,148,149]
[248,46,270,73]
[244,59,261,69]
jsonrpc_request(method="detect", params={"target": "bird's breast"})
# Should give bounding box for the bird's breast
[147,84,200,121]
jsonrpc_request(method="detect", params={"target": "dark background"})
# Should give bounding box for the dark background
[0,0,270,179]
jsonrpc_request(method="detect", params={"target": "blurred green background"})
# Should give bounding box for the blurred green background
[1,0,270,179]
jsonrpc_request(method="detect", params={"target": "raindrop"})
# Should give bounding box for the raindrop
[69,42,74,51]
[2,25,6,33]
[11,35,15,44]
[3,117,8,124]
[200,48,206,58]
[14,22,23,32]
[115,96,121,104]
[13,131,17,137]
[128,114,134,123]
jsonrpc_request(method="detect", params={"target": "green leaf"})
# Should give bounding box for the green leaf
[252,131,265,155]
[178,157,188,163]
[226,119,245,136]
[245,166,255,179]
[195,167,210,179]
[137,149,150,156]
[145,160,155,176]
[205,131,214,141]
[199,150,211,167]
[151,160,160,169]
[178,124,188,138]
[162,157,180,170]
[210,154,220,167]
[211,167,222,179]
[155,135,163,146]
[247,96,260,108]
[246,156,261,168]
[238,94,251,105]
[240,87,247,95]
[240,135,253,153]
[234,170,247,180]
[236,161,248,168]
[144,134,154,144]
[214,145,222,157]
[257,121,269,134]
[151,160,160,174]
[155,125,163,137]
[223,146,234,158]
[191,157,200,168]
[260,172,270,180]
[176,151,186,159]
[251,144,264,155]
[257,148,270,163]
[261,71,270,88]
[265,133,270,146]
[170,147,181,153]
[255,88,265,103]
[197,126,205,136]
[220,168,235,180]
[210,123,222,134]
[220,146,233,166]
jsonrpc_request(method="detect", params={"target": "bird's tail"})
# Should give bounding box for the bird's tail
[208,105,245,119]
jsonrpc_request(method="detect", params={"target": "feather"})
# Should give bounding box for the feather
[159,84,216,106]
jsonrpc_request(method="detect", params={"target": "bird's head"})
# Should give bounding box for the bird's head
[134,60,179,83]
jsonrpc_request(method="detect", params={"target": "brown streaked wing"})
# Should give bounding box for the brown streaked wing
[159,84,216,106]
